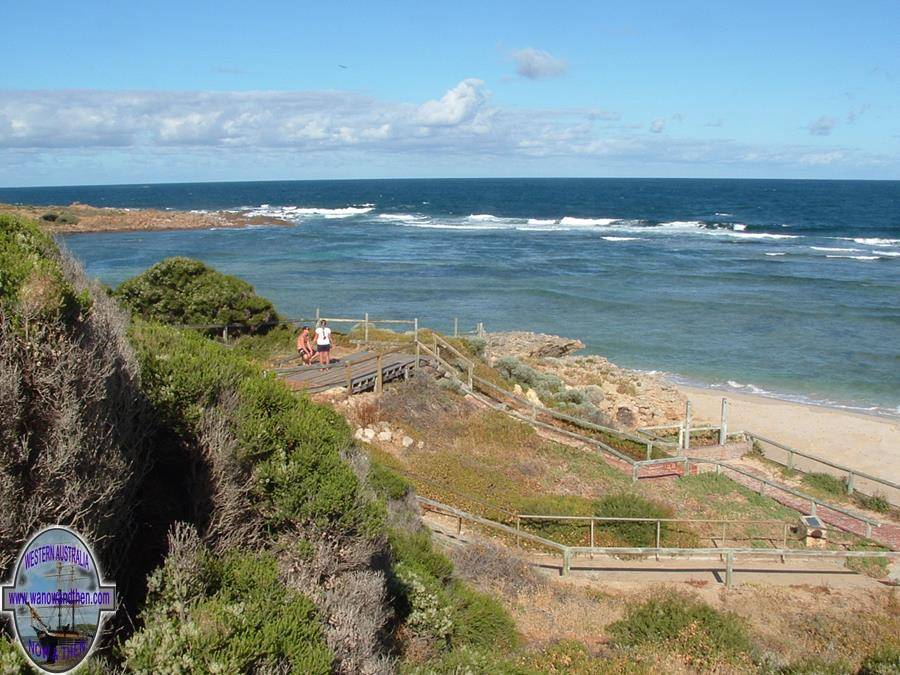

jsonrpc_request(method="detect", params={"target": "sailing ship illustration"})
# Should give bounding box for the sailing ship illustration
[24,561,94,667]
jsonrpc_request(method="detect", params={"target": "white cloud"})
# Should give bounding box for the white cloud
[512,48,568,80]
[416,78,488,126]
[845,104,870,124]
[808,115,837,136]
[0,84,893,182]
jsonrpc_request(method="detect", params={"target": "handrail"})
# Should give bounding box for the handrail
[416,495,896,585]
[747,432,900,496]
[417,496,567,553]
[677,458,883,535]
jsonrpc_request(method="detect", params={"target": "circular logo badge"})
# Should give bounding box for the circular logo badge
[2,526,116,673]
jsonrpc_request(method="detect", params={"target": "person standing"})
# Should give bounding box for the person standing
[315,319,332,367]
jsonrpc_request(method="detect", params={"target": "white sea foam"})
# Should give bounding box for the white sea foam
[602,236,639,242]
[764,252,786,256]
[377,213,428,222]
[466,213,510,223]
[826,254,880,261]
[559,216,620,226]
[879,251,900,257]
[527,218,558,225]
[810,246,861,252]
[715,212,733,217]
[732,223,747,231]
[844,237,900,246]
[243,204,374,219]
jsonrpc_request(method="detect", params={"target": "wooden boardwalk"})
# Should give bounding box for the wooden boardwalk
[278,350,422,394]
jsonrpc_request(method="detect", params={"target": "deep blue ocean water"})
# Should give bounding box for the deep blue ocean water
[2,178,898,415]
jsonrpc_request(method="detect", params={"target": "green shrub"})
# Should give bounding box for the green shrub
[495,356,563,394]
[232,323,297,361]
[0,635,29,673]
[115,256,279,334]
[854,492,891,514]
[130,320,381,534]
[369,460,413,501]
[0,213,91,322]
[802,472,848,497]
[125,548,333,674]
[402,646,526,674]
[515,494,596,544]
[609,592,751,662]
[595,493,673,547]
[449,583,519,651]
[390,529,454,582]
[859,644,900,674]
[779,656,854,674]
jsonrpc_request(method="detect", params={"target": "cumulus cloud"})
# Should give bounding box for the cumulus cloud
[512,48,568,80]
[416,78,488,126]
[808,115,837,136]
[0,84,893,180]
[845,104,870,124]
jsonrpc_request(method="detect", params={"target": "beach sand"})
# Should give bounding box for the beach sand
[677,384,900,486]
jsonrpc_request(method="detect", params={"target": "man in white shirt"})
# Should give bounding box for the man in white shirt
[315,319,333,367]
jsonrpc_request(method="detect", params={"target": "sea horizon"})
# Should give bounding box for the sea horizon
[4,177,897,417]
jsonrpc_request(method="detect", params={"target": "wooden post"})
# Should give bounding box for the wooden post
[516,516,521,549]
[725,552,734,588]
[223,325,229,342]
[454,317,458,338]
[345,362,352,394]
[678,425,684,449]
[684,400,692,450]
[562,549,571,577]
[846,471,855,494]
[415,342,420,368]
[364,312,369,342]
[467,363,473,389]
[375,354,383,393]
[788,450,795,470]
[589,519,595,559]
[413,317,418,344]
[631,464,638,483]
[457,516,462,536]
[810,500,817,516]
[655,521,661,560]
[645,443,652,461]
[719,398,728,445]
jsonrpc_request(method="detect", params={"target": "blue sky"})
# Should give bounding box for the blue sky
[1,1,898,185]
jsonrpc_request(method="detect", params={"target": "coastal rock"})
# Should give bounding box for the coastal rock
[525,388,543,407]
[486,331,585,359]
[416,441,425,449]
[401,436,414,448]
[377,430,393,442]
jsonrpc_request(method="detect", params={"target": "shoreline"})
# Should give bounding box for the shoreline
[673,382,900,484]
[0,202,291,233]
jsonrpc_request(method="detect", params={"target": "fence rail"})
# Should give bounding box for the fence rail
[747,433,900,507]
[418,496,896,585]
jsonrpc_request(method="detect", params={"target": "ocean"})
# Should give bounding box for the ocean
[2,178,898,415]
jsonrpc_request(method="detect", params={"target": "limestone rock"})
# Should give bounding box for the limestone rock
[524,388,543,407]
[486,331,585,359]
[377,430,392,442]
[401,436,414,448]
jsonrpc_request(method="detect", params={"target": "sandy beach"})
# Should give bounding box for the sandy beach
[678,384,900,486]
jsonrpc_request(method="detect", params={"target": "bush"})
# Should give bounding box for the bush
[124,532,333,674]
[859,644,900,674]
[802,472,848,497]
[609,592,751,663]
[595,493,674,547]
[390,529,454,582]
[495,356,563,394]
[449,583,519,652]
[369,460,413,501]
[0,214,91,322]
[130,320,381,535]
[854,492,891,514]
[115,256,279,335]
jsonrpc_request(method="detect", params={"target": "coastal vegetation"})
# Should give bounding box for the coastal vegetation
[1,217,897,673]
[115,256,279,335]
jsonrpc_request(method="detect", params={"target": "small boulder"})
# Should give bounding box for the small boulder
[525,387,543,407]
[362,428,376,441]
[416,441,425,449]
[377,430,393,442]
[401,436,414,448]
